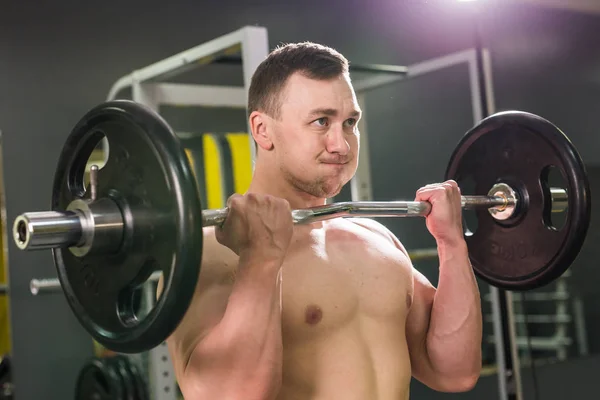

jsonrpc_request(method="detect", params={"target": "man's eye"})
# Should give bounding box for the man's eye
[345,118,357,127]
[313,117,328,127]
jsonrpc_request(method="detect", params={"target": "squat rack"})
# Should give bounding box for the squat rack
[103,25,519,400]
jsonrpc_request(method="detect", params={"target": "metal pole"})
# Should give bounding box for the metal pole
[29,272,163,295]
[471,7,523,400]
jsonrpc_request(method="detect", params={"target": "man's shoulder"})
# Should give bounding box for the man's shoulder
[345,217,388,233]
[345,217,395,239]
[344,217,409,255]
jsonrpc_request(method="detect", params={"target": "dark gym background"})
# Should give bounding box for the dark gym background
[1,0,599,398]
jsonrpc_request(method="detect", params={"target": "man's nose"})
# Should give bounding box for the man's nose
[326,126,350,155]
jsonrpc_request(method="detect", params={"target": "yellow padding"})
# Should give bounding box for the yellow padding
[184,149,196,177]
[202,135,225,209]
[0,223,11,356]
[225,133,253,194]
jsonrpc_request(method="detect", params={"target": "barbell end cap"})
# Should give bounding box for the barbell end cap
[13,215,32,250]
[11,210,86,252]
[30,279,40,296]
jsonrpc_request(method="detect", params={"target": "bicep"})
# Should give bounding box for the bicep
[161,258,236,381]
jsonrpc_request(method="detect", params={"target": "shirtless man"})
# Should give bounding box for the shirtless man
[164,42,483,399]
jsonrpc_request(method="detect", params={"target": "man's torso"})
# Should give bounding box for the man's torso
[204,218,415,400]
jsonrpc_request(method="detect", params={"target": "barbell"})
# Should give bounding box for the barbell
[11,100,591,353]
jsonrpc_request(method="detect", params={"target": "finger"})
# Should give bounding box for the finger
[441,182,462,202]
[416,183,439,191]
[415,187,442,202]
[417,181,459,192]
[415,187,440,199]
[415,187,462,205]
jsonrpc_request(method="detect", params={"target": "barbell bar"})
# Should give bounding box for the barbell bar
[13,183,568,296]
[9,100,591,353]
[12,182,569,252]
[16,183,565,295]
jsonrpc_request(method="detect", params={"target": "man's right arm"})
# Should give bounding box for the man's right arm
[167,193,292,399]
[164,232,284,400]
[184,252,283,399]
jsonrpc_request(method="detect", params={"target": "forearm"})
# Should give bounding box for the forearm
[426,241,482,381]
[185,254,283,398]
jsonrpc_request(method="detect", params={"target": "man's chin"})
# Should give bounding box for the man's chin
[319,181,348,199]
[291,173,350,199]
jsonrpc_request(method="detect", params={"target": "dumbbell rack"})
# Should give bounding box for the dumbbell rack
[483,270,589,364]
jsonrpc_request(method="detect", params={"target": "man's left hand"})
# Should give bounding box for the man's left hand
[415,180,465,246]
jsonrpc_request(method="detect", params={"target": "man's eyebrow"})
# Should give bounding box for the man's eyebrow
[307,108,361,117]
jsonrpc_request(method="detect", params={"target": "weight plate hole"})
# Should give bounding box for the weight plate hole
[540,165,568,231]
[83,134,109,192]
[117,268,164,327]
[68,131,109,198]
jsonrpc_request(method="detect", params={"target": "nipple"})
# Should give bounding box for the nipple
[304,304,323,325]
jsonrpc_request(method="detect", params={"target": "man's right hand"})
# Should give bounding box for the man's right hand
[215,193,294,263]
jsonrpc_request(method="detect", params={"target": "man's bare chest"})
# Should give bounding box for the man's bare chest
[279,223,414,336]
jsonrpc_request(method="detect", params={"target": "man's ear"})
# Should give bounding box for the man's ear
[249,111,274,151]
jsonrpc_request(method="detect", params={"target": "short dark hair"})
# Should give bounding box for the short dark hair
[248,42,350,119]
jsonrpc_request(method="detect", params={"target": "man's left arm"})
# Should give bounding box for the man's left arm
[402,181,483,392]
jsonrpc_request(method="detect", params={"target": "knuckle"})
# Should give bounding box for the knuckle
[262,194,275,204]
[246,193,263,206]
[229,196,243,208]
[227,193,241,202]
[246,192,257,201]
[279,198,291,209]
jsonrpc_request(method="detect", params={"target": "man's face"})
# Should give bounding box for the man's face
[269,72,361,199]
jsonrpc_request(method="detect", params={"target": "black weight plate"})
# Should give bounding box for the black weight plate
[445,111,591,291]
[0,355,10,383]
[0,355,12,400]
[52,100,203,353]
[106,356,135,400]
[75,357,123,400]
[120,357,149,400]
